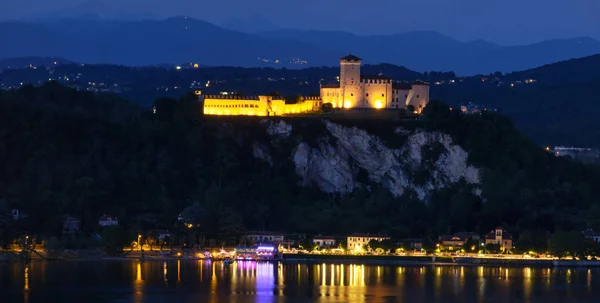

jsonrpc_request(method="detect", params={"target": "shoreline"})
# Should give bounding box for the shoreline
[4,251,600,268]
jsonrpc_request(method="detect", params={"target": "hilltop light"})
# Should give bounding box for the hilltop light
[176,66,182,70]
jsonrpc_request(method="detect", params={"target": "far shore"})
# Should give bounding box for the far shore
[3,250,600,268]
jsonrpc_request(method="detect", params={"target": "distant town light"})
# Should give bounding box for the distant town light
[176,66,182,70]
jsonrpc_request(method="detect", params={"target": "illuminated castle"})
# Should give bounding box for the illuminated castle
[321,54,429,113]
[199,54,429,116]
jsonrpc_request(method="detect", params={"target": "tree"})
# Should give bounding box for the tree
[485,243,501,254]
[44,236,64,258]
[100,226,132,256]
[321,103,333,113]
[549,231,586,258]
[421,100,451,120]
[299,239,316,251]
[514,230,548,253]
[588,204,600,231]
[406,105,415,113]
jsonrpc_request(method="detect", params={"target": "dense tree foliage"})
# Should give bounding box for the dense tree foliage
[1,83,600,249]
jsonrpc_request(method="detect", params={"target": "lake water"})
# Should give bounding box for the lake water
[1,260,599,303]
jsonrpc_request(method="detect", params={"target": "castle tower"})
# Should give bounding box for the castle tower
[340,54,361,108]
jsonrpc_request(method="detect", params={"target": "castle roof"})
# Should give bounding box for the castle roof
[393,83,413,90]
[340,54,361,61]
[321,83,340,89]
[361,74,392,80]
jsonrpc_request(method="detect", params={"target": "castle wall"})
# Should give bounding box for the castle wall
[203,95,270,116]
[361,79,393,109]
[320,87,342,107]
[392,89,411,109]
[201,94,321,116]
[407,84,430,114]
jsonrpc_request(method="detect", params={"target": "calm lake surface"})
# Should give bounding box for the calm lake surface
[1,260,599,303]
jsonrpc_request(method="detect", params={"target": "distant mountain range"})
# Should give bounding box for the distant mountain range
[257,29,600,75]
[1,16,599,75]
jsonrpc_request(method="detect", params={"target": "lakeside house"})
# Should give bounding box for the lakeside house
[243,231,285,245]
[312,236,336,248]
[62,216,81,234]
[98,215,118,227]
[398,238,423,251]
[484,227,513,251]
[347,233,390,251]
[438,232,479,251]
[583,229,600,243]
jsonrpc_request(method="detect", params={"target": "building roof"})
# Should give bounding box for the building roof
[321,83,340,89]
[413,81,430,86]
[361,74,392,80]
[453,232,480,239]
[393,83,413,90]
[340,54,361,61]
[349,233,390,238]
[440,235,467,242]
[583,229,600,237]
[245,231,285,236]
[313,236,336,240]
[484,229,513,240]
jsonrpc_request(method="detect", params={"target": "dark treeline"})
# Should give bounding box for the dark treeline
[1,83,600,252]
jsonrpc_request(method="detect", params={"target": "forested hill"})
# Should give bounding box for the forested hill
[1,83,600,242]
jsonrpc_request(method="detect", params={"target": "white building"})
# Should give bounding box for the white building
[320,54,430,113]
[98,215,119,227]
[313,236,336,248]
[347,233,390,251]
[243,232,285,245]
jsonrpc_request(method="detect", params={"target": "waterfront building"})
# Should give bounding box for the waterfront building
[438,232,479,251]
[312,236,336,248]
[347,233,390,251]
[484,227,513,251]
[583,229,600,243]
[98,215,118,227]
[243,231,285,245]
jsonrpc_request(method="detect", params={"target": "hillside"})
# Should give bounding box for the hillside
[1,17,599,74]
[1,83,600,244]
[432,54,600,147]
[504,54,600,85]
[0,17,340,67]
[257,30,600,75]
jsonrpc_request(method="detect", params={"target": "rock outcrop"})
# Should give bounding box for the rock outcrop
[259,119,480,201]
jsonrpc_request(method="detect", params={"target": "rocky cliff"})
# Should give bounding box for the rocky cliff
[259,119,480,201]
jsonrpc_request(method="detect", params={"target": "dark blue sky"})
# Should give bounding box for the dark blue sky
[2,0,599,45]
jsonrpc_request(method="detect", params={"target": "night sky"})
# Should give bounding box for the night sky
[2,0,599,45]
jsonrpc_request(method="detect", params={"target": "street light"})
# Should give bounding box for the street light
[138,235,142,249]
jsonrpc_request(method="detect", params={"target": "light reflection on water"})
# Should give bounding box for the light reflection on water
[1,261,600,302]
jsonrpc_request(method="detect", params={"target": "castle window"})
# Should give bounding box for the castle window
[382,94,384,97]
[350,93,354,96]
[405,95,408,98]
[417,95,420,98]
[366,93,369,97]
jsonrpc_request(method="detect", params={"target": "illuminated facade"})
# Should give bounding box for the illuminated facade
[200,93,322,116]
[484,227,513,251]
[320,54,430,113]
[199,54,429,116]
[347,234,390,251]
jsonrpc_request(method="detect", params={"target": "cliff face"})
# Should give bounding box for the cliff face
[261,119,480,201]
